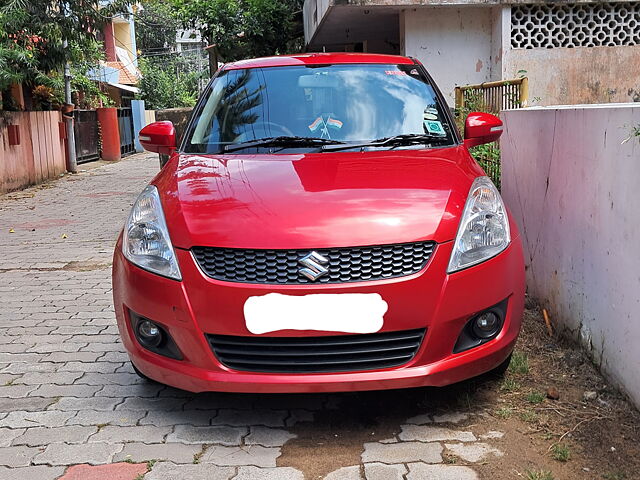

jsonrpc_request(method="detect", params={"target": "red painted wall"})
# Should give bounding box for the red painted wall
[0,111,67,194]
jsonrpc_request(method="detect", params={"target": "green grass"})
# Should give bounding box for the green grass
[551,443,570,462]
[603,472,627,480]
[495,407,513,419]
[526,391,545,404]
[525,470,555,480]
[508,351,530,374]
[501,377,521,393]
[520,410,539,423]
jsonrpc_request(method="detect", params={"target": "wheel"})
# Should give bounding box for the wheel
[489,353,512,378]
[131,362,155,383]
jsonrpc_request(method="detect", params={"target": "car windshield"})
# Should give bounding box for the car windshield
[182,63,456,154]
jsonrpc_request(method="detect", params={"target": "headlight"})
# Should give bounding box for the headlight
[122,185,182,280]
[447,176,510,273]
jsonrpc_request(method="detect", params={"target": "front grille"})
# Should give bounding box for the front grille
[207,329,426,373]
[192,242,435,284]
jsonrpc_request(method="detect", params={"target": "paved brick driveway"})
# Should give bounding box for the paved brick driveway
[0,154,506,479]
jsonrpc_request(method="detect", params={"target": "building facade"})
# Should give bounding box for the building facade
[303,0,640,106]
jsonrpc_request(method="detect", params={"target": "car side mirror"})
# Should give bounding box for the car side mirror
[463,112,503,148]
[139,121,177,155]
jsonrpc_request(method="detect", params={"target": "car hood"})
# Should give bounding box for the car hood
[155,146,484,250]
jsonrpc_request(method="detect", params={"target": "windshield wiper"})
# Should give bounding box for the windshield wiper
[223,136,346,153]
[321,133,449,152]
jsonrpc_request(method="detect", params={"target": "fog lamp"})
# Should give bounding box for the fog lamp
[137,320,163,347]
[472,312,500,339]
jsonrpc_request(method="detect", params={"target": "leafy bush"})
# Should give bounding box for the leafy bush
[137,56,200,110]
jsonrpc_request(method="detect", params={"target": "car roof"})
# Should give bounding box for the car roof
[222,53,416,70]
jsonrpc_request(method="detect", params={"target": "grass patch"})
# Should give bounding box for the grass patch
[551,443,570,462]
[501,377,521,393]
[495,407,513,419]
[508,351,530,374]
[520,410,539,423]
[525,470,555,480]
[603,472,627,480]
[526,391,545,404]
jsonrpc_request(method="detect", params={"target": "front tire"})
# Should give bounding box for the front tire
[131,362,155,383]
[489,353,512,377]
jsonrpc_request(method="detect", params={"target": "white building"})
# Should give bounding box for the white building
[303,0,640,106]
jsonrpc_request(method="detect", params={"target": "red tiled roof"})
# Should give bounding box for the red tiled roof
[104,61,140,85]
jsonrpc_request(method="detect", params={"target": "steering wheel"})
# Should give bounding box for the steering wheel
[233,122,294,143]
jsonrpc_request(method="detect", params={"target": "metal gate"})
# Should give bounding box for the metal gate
[117,108,135,156]
[73,110,101,164]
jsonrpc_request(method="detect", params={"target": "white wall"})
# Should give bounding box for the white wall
[401,7,495,105]
[500,104,640,408]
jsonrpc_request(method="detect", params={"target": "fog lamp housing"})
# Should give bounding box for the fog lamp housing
[453,299,508,354]
[472,312,500,339]
[129,311,183,360]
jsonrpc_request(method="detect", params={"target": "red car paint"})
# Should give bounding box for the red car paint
[113,53,525,393]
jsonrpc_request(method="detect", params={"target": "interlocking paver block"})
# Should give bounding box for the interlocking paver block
[66,410,145,427]
[115,397,187,411]
[12,425,97,446]
[432,412,470,424]
[114,442,202,464]
[88,425,172,443]
[0,445,40,467]
[444,442,504,462]
[200,445,280,467]
[399,425,477,443]
[0,465,65,480]
[324,465,363,480]
[406,463,479,480]
[0,427,25,447]
[0,411,75,428]
[33,442,124,466]
[364,462,407,480]
[245,426,297,447]
[139,409,215,427]
[211,409,288,427]
[0,385,38,398]
[49,397,122,412]
[361,441,443,464]
[235,466,305,479]
[144,461,235,480]
[58,462,148,480]
[166,425,247,446]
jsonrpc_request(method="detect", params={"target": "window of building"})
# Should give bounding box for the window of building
[511,2,640,49]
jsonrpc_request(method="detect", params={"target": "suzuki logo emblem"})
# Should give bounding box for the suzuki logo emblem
[298,251,329,281]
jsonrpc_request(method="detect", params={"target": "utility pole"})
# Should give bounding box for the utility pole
[61,1,77,173]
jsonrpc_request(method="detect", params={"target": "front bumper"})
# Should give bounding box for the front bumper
[112,237,525,393]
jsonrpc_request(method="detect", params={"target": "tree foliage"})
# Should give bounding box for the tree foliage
[137,56,200,109]
[0,0,131,100]
[167,0,303,61]
[135,0,180,53]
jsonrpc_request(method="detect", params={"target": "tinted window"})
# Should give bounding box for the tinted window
[184,64,454,153]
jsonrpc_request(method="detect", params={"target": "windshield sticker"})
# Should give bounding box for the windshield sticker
[423,107,439,121]
[385,70,408,76]
[308,116,323,132]
[309,115,343,138]
[424,120,446,136]
[326,117,343,130]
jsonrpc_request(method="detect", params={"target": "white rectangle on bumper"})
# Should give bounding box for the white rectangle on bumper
[244,293,388,335]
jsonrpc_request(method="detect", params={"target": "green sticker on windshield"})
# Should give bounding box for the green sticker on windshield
[424,120,445,136]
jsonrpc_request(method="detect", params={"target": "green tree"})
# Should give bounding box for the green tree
[135,0,180,53]
[0,0,131,106]
[167,0,303,64]
[137,56,199,109]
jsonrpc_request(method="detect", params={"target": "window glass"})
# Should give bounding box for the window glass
[183,64,454,153]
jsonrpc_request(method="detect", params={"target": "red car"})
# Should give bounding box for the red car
[113,53,525,393]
